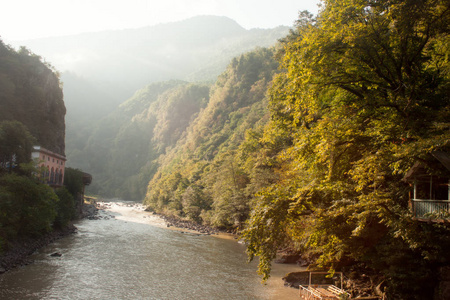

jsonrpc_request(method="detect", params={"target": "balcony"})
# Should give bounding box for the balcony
[411,199,450,221]
[403,152,450,223]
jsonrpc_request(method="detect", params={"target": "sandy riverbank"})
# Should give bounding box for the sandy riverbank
[97,201,228,236]
[97,201,167,228]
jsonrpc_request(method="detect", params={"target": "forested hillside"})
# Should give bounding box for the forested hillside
[0,39,82,255]
[0,40,65,154]
[18,16,288,90]
[144,48,278,226]
[75,81,210,199]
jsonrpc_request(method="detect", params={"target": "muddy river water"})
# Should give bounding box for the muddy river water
[0,201,302,299]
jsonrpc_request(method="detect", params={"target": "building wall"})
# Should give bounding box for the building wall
[32,146,66,186]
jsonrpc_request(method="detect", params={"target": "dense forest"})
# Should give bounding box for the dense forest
[141,0,449,298]
[0,40,84,257]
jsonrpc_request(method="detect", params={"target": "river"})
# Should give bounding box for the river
[0,201,302,299]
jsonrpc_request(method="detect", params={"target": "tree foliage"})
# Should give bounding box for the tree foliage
[242,1,450,298]
[0,120,36,174]
[54,187,77,229]
[0,173,58,240]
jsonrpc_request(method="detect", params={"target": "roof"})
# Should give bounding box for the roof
[32,146,66,161]
[432,152,450,172]
[403,152,450,182]
[82,172,92,185]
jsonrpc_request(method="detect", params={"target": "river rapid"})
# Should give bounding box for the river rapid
[0,201,302,299]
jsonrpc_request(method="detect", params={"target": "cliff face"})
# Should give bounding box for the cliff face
[0,40,65,155]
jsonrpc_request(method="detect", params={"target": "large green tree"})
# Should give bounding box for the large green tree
[243,0,450,298]
[0,173,58,240]
[0,120,36,174]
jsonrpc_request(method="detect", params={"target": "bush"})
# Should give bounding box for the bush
[63,167,84,197]
[54,187,76,228]
[0,173,57,239]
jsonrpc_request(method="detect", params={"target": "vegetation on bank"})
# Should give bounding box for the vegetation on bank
[0,42,84,256]
[0,120,84,255]
[242,1,450,298]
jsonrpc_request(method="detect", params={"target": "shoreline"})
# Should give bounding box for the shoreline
[0,201,300,295]
[0,202,98,274]
[0,225,77,274]
[0,200,381,298]
[0,200,303,299]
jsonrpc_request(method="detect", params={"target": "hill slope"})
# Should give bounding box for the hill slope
[10,16,289,173]
[0,40,65,154]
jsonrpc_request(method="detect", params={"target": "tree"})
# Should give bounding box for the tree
[0,173,58,240]
[242,0,450,297]
[0,120,36,174]
[54,187,76,228]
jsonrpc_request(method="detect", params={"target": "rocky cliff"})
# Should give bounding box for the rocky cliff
[0,39,65,155]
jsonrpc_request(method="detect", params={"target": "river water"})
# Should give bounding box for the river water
[0,201,301,299]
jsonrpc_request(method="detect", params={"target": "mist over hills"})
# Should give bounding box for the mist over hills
[11,16,290,177]
[18,16,289,94]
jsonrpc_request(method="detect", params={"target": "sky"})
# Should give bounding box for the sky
[1,0,321,43]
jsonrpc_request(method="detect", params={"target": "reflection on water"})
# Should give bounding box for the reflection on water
[0,201,301,299]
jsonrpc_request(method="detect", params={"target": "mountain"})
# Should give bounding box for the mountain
[9,16,289,177]
[0,40,65,155]
[15,16,289,95]
[144,48,278,224]
[73,80,210,199]
[74,47,278,201]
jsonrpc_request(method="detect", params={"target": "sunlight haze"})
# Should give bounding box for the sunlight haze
[1,0,320,42]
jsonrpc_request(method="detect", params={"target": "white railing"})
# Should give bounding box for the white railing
[300,284,349,300]
[299,272,350,300]
[412,199,450,219]
[299,285,324,300]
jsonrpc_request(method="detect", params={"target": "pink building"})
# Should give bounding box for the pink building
[32,146,66,186]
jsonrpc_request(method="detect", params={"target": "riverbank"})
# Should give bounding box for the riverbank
[0,200,299,298]
[0,225,77,274]
[98,201,223,236]
[0,202,98,274]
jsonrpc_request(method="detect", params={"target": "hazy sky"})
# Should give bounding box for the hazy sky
[1,0,321,42]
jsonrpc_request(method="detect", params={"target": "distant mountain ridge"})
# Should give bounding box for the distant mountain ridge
[15,16,289,91]
[9,16,290,169]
